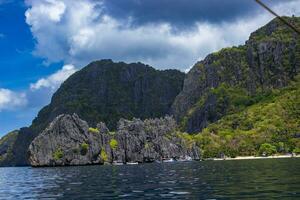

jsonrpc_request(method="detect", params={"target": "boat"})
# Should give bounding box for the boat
[112,162,124,166]
[178,156,193,162]
[127,162,138,165]
[187,156,193,161]
[163,158,175,163]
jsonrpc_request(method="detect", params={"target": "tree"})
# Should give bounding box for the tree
[293,147,300,155]
[259,143,277,156]
[80,142,89,155]
[109,139,118,150]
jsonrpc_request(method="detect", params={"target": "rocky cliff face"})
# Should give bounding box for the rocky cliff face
[0,131,18,165]
[32,60,185,133]
[29,114,102,166]
[172,17,300,133]
[29,114,200,166]
[1,60,184,167]
[0,128,36,166]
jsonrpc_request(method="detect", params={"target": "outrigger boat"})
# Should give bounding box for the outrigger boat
[162,158,175,163]
[127,162,138,165]
[178,156,193,162]
[112,161,124,166]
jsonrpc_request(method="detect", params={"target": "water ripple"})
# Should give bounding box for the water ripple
[0,159,299,199]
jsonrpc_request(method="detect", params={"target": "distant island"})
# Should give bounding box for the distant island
[0,16,299,167]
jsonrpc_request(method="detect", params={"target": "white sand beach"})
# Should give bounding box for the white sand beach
[209,154,300,161]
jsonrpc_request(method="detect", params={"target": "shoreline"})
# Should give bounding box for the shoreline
[206,154,300,161]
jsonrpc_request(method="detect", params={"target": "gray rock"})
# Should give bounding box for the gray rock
[0,128,37,167]
[111,116,201,163]
[28,114,200,166]
[28,114,104,166]
[31,60,185,133]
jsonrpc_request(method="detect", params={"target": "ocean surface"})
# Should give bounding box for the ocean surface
[0,158,299,199]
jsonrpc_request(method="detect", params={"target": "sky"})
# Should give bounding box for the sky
[0,0,299,136]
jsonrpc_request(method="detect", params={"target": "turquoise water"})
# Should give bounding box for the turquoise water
[0,159,299,199]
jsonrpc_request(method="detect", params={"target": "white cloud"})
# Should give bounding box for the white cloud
[0,63,76,113]
[25,0,66,23]
[24,0,300,71]
[0,89,27,111]
[0,64,77,113]
[30,64,77,91]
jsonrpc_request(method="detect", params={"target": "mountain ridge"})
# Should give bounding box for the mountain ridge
[0,16,299,166]
[172,16,300,133]
[31,59,185,132]
[0,60,185,166]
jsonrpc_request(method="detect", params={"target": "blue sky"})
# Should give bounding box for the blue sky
[0,0,299,136]
[0,1,64,135]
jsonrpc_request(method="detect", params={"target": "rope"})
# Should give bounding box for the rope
[255,0,300,35]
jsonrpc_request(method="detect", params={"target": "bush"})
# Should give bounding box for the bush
[108,131,116,136]
[276,142,285,153]
[177,132,194,148]
[109,139,118,150]
[89,127,99,134]
[81,142,89,155]
[53,149,63,160]
[100,149,108,162]
[259,143,277,156]
[293,147,300,155]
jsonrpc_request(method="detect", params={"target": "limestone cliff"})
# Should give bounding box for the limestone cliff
[29,114,200,166]
[32,60,185,133]
[172,17,300,133]
[1,60,184,167]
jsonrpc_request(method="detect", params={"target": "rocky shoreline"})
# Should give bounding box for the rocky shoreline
[28,114,200,167]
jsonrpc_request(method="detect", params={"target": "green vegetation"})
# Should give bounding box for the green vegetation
[293,148,300,155]
[250,17,300,43]
[80,142,89,155]
[0,131,18,163]
[100,149,108,162]
[31,60,185,133]
[259,143,277,156]
[109,139,118,150]
[181,82,277,131]
[189,76,300,158]
[108,131,116,136]
[89,127,100,134]
[53,149,63,160]
[177,132,195,149]
[177,17,300,135]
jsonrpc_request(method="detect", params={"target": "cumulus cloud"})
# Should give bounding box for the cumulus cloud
[30,64,77,91]
[0,89,27,111]
[26,64,77,110]
[24,0,300,70]
[25,0,65,23]
[0,64,76,113]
